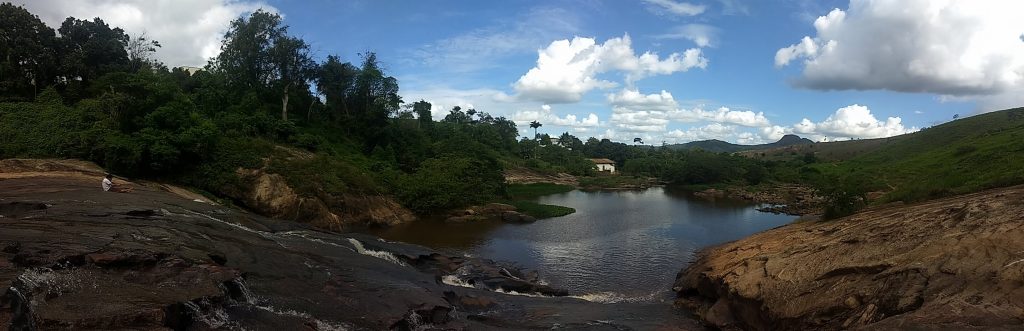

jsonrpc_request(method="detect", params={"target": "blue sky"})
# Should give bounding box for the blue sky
[18,0,1024,144]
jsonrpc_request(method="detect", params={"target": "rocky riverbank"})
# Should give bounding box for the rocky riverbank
[674,184,1024,330]
[0,160,702,330]
[692,184,822,216]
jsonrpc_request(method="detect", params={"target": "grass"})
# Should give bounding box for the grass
[506,200,576,219]
[789,107,1024,204]
[501,183,577,219]
[507,183,575,199]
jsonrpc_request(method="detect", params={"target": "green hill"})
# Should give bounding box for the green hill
[668,134,813,153]
[765,108,1024,203]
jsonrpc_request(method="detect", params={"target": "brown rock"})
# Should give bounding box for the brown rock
[675,184,1024,330]
[228,167,415,231]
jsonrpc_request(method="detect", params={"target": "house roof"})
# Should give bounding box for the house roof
[589,158,615,165]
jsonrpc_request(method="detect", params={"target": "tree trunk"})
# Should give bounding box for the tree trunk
[281,84,290,121]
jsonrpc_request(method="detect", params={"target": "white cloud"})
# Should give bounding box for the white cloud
[762,104,916,142]
[400,87,514,121]
[775,0,1024,96]
[608,89,770,128]
[411,7,579,72]
[666,123,738,142]
[671,107,771,127]
[514,35,707,103]
[643,0,706,17]
[716,0,750,15]
[654,24,719,47]
[14,0,276,67]
[512,104,601,130]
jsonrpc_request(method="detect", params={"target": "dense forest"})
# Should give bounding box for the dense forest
[0,4,826,216]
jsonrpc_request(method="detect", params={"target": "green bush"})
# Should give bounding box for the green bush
[393,156,505,214]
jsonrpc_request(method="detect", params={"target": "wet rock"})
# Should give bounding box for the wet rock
[0,163,705,330]
[446,203,518,223]
[501,211,536,223]
[675,184,1024,330]
[228,166,416,231]
[0,202,47,218]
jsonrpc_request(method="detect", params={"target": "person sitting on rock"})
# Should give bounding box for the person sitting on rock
[102,174,133,193]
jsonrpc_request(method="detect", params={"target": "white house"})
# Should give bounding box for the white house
[590,158,616,173]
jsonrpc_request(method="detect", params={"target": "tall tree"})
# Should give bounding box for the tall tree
[317,55,358,121]
[57,17,130,82]
[270,35,314,121]
[126,33,162,72]
[411,100,433,129]
[529,120,542,138]
[349,52,400,150]
[0,3,59,100]
[213,10,284,90]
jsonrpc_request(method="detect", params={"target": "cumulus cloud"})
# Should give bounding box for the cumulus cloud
[763,104,916,142]
[14,0,275,67]
[512,105,601,130]
[654,24,719,47]
[775,0,1024,96]
[666,123,739,142]
[607,89,770,128]
[643,0,706,17]
[514,35,707,103]
[671,107,771,127]
[400,87,513,121]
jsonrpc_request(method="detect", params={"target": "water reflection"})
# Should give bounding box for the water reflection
[369,187,795,300]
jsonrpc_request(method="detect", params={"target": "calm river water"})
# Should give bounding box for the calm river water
[370,186,796,302]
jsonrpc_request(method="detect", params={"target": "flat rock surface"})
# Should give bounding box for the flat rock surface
[0,163,702,330]
[675,185,1024,330]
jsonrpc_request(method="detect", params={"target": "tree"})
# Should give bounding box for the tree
[411,100,433,129]
[0,3,59,100]
[633,137,644,145]
[126,33,162,72]
[57,17,130,83]
[270,35,315,121]
[317,55,358,121]
[530,120,542,138]
[213,10,284,90]
[349,52,401,150]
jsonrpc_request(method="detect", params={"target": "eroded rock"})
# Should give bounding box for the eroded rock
[675,185,1024,330]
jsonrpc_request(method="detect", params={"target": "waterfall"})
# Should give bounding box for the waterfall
[346,238,407,266]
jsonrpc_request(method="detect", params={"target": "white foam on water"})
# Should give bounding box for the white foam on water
[279,231,355,252]
[440,275,475,288]
[493,288,549,298]
[254,305,351,331]
[569,291,663,304]
[346,238,407,266]
[184,301,229,329]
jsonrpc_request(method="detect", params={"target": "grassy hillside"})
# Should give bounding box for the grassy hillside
[776,108,1024,203]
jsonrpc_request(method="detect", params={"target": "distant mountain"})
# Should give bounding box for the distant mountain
[667,134,814,153]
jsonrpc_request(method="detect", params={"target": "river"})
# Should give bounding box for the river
[370,186,796,302]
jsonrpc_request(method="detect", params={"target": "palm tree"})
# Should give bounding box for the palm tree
[530,121,542,139]
[633,137,644,145]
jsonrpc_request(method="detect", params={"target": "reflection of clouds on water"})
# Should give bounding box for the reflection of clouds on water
[378,187,796,301]
[526,223,694,298]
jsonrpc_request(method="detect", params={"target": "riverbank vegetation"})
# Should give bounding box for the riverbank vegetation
[2,3,1023,222]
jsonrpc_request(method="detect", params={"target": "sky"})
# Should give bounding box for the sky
[13,0,1024,144]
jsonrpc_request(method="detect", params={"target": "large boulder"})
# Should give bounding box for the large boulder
[228,167,415,231]
[674,185,1024,330]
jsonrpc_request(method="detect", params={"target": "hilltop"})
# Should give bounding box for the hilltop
[667,134,814,153]
[745,107,1024,203]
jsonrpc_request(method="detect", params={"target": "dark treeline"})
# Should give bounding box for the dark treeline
[0,4,820,215]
